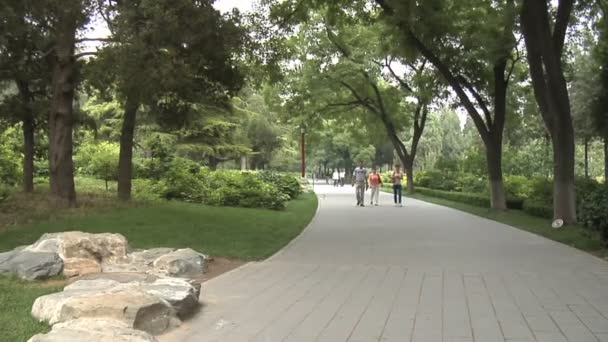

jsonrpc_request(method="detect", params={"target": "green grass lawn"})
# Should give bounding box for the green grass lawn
[0,191,318,341]
[0,277,64,342]
[396,190,608,259]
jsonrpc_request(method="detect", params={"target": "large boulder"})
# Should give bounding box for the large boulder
[136,277,200,318]
[65,277,200,318]
[153,248,207,277]
[69,272,160,285]
[102,248,175,273]
[0,250,63,280]
[24,231,129,277]
[27,318,157,342]
[33,276,200,334]
[59,291,179,335]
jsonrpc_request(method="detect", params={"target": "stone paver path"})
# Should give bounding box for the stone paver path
[161,185,608,342]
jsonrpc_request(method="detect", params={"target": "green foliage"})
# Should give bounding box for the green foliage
[504,175,533,199]
[416,187,491,208]
[162,157,205,203]
[151,158,298,210]
[256,171,302,199]
[0,184,12,203]
[75,141,120,188]
[0,128,23,185]
[205,171,288,210]
[579,186,608,244]
[457,172,487,193]
[522,201,553,220]
[415,170,459,191]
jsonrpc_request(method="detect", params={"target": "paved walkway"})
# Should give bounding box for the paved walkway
[161,185,608,342]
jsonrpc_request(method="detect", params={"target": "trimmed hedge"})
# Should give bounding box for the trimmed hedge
[523,201,553,219]
[145,158,300,210]
[414,187,524,210]
[579,186,608,244]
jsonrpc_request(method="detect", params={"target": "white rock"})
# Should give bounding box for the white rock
[27,318,157,342]
[24,231,129,277]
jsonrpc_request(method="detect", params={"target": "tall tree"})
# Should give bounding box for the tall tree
[520,0,577,222]
[372,0,520,209]
[0,0,50,193]
[33,0,94,206]
[87,0,244,200]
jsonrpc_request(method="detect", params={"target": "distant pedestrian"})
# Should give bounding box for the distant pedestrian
[391,165,404,207]
[368,167,382,206]
[352,162,368,207]
[332,170,339,187]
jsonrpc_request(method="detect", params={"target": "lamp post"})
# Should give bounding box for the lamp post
[300,126,306,178]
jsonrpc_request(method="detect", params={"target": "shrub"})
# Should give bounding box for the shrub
[0,142,21,186]
[579,186,608,244]
[75,141,120,190]
[416,187,491,207]
[456,172,487,193]
[504,175,532,199]
[256,171,302,199]
[528,177,553,205]
[0,184,11,203]
[162,157,205,203]
[204,170,288,210]
[132,179,166,201]
[416,187,523,210]
[415,170,458,191]
[523,200,553,219]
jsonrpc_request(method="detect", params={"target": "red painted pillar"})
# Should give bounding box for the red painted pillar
[301,130,306,178]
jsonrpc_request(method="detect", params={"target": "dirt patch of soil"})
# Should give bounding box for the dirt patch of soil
[194,257,245,283]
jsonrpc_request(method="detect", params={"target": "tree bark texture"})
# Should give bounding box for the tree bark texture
[584,137,589,179]
[17,81,35,193]
[48,13,78,207]
[117,97,140,201]
[521,0,577,223]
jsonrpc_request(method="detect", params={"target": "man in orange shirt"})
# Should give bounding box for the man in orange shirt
[368,166,383,206]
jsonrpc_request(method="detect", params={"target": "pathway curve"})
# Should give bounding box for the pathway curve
[161,185,608,342]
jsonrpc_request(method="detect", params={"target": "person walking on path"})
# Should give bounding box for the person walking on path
[352,162,368,207]
[368,167,383,206]
[392,165,404,207]
[332,169,339,187]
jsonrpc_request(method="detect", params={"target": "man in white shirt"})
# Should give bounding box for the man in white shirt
[352,162,368,207]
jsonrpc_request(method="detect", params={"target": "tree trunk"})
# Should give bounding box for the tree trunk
[553,132,576,221]
[604,134,608,186]
[48,16,78,207]
[486,143,507,210]
[584,137,589,179]
[405,165,414,194]
[521,0,577,223]
[22,112,35,193]
[17,81,35,193]
[117,98,139,201]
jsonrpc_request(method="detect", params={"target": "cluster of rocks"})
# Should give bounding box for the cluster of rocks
[0,231,208,342]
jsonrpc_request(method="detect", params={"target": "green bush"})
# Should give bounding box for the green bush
[415,170,458,191]
[456,172,487,193]
[523,200,553,219]
[0,184,12,203]
[0,141,21,186]
[416,187,523,210]
[162,158,205,203]
[579,186,608,244]
[132,179,166,201]
[204,171,288,210]
[416,187,491,207]
[256,171,302,199]
[528,177,553,205]
[75,141,120,189]
[504,175,532,199]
